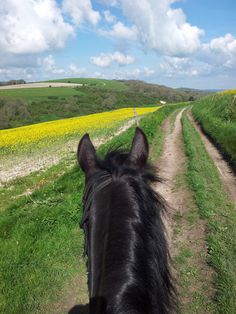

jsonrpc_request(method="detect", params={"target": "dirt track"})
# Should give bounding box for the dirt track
[50,109,235,313]
[156,109,215,311]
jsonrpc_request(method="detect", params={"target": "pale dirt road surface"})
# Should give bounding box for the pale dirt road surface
[0,82,82,89]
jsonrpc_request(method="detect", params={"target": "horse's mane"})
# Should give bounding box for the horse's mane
[80,149,177,313]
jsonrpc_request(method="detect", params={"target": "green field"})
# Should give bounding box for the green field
[0,87,85,101]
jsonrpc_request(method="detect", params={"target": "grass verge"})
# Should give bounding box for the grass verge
[182,112,236,313]
[192,94,236,173]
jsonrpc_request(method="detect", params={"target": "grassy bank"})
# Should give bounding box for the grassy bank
[192,94,236,172]
[182,112,236,313]
[0,103,186,313]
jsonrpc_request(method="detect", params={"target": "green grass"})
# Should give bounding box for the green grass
[0,103,186,313]
[0,87,85,101]
[192,94,236,172]
[182,112,236,313]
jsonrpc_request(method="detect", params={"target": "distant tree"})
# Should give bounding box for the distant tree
[0,98,31,130]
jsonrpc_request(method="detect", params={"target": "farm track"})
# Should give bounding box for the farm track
[56,109,218,313]
[54,108,236,313]
[0,119,136,187]
[188,111,236,204]
[156,109,215,312]
[58,110,235,314]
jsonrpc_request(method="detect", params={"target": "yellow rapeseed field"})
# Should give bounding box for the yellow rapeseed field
[220,89,236,95]
[0,107,159,151]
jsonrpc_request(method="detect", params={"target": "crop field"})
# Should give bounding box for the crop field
[0,107,158,154]
[46,78,128,91]
[220,89,236,95]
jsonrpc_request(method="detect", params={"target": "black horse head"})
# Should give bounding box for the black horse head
[77,127,176,314]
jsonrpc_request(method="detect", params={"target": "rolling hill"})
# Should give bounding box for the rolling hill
[0,78,209,130]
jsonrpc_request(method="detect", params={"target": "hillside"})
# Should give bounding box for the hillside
[0,78,208,130]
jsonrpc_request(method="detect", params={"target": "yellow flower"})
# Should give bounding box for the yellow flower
[0,107,159,151]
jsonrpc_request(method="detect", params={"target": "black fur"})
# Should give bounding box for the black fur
[78,128,176,314]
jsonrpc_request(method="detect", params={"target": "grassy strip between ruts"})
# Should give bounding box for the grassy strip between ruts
[182,112,236,313]
[0,103,186,313]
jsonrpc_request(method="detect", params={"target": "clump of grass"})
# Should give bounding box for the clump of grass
[182,112,236,313]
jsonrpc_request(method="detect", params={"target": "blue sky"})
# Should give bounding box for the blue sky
[0,0,235,89]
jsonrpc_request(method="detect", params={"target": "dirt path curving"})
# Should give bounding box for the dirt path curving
[188,111,236,205]
[155,109,215,312]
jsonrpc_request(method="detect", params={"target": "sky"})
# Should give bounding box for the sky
[0,0,236,89]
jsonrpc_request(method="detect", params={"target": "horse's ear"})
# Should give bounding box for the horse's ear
[129,127,149,167]
[77,134,97,174]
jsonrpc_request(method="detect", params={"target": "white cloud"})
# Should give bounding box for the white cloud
[68,64,87,75]
[0,0,74,54]
[116,0,204,56]
[91,51,135,67]
[99,22,138,41]
[143,67,155,77]
[0,67,34,81]
[103,10,117,24]
[160,56,212,77]
[39,55,65,74]
[62,0,101,26]
[109,67,156,80]
[201,33,236,70]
